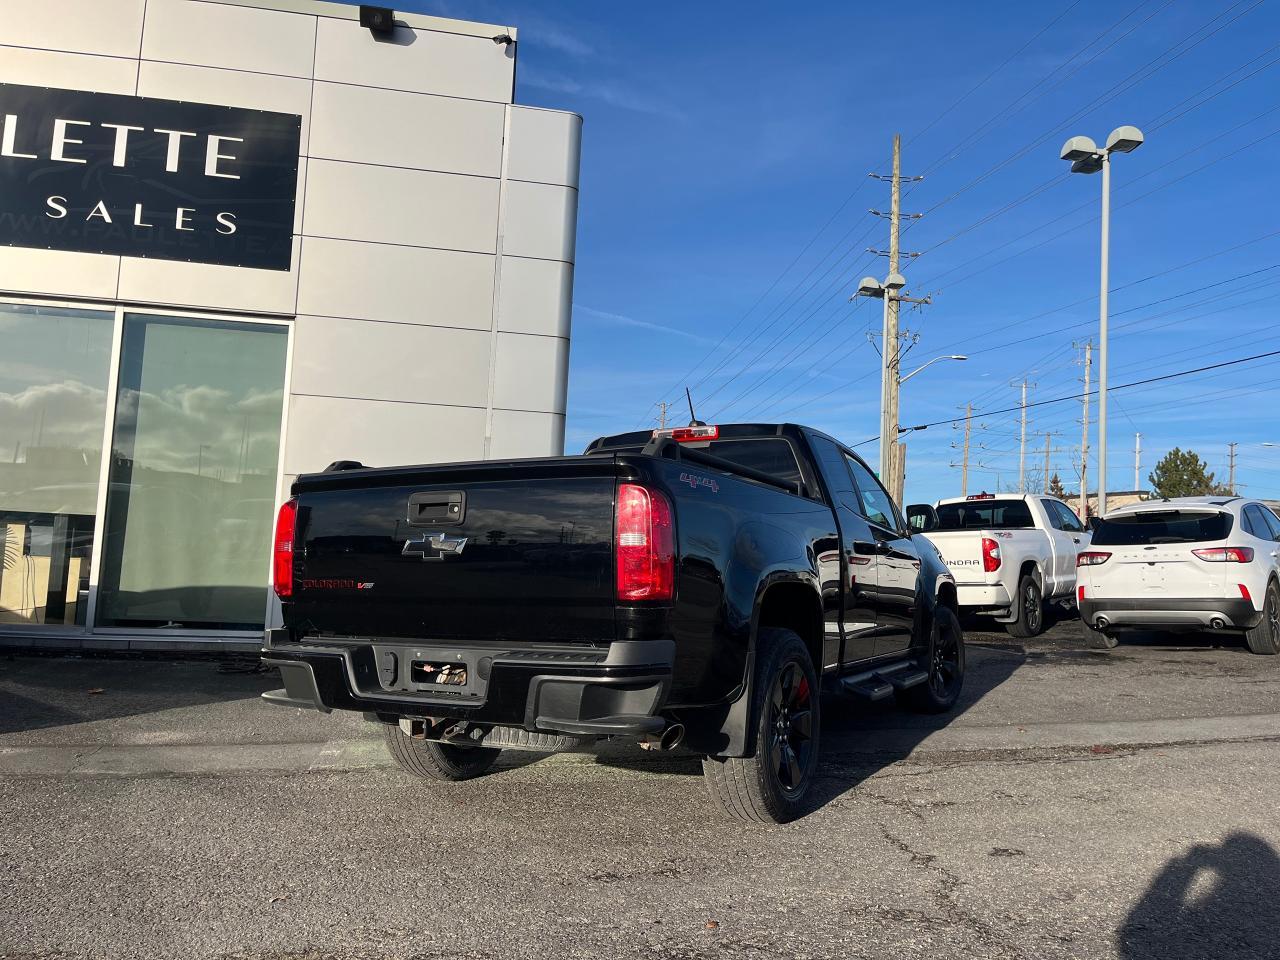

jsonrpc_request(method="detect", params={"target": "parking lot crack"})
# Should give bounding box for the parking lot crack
[878,825,1028,959]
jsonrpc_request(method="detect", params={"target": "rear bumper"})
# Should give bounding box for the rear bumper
[260,629,674,738]
[954,582,1012,609]
[1079,597,1262,631]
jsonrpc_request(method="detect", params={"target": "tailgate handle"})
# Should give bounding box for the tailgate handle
[407,491,466,526]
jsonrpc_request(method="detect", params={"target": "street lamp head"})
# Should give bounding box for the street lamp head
[949,355,968,361]
[856,276,884,297]
[1106,125,1144,154]
[1060,135,1099,163]
[884,272,907,291]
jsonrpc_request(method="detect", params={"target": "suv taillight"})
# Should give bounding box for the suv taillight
[615,483,674,601]
[1077,551,1112,566]
[981,536,1001,573]
[1192,546,1254,563]
[273,498,298,598]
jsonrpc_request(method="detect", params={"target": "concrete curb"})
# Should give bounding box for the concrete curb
[4,712,1279,777]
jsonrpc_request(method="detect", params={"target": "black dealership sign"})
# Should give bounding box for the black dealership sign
[0,83,301,271]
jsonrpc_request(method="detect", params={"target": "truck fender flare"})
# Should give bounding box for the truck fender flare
[686,570,822,760]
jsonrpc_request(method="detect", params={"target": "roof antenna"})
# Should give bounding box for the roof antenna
[685,387,705,427]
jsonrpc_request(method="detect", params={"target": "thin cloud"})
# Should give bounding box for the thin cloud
[525,21,595,58]
[521,67,687,121]
[575,305,714,344]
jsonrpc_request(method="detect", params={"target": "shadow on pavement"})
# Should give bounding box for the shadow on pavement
[593,641,1027,818]
[1118,832,1280,960]
[0,653,275,737]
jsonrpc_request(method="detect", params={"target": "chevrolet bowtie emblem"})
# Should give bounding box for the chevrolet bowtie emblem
[402,531,468,560]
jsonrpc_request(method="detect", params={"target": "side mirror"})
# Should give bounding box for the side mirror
[906,503,938,533]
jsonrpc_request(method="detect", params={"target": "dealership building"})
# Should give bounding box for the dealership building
[0,0,581,649]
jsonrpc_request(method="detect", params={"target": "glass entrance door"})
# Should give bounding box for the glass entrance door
[0,303,114,629]
[95,314,288,632]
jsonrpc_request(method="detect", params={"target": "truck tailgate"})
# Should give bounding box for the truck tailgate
[290,460,618,643]
[921,531,989,582]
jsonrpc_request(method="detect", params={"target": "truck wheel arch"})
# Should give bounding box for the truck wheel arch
[937,579,958,614]
[753,578,825,674]
[684,575,823,760]
[1021,559,1042,588]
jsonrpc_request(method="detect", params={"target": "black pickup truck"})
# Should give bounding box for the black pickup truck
[263,423,964,822]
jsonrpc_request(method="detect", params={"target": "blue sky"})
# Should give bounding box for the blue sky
[401,0,1280,503]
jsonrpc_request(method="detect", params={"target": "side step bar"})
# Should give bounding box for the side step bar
[840,660,929,701]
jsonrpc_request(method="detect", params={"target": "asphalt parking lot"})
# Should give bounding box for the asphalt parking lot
[3,616,1280,960]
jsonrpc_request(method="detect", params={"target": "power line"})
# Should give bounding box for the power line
[906,0,1086,149]
[916,0,1265,218]
[919,105,1280,293]
[648,179,879,418]
[899,33,1280,288]
[916,0,1167,181]
[851,347,1280,446]
[678,216,882,409]
[767,248,1280,423]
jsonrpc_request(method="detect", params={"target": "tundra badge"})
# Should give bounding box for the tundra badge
[402,531,468,561]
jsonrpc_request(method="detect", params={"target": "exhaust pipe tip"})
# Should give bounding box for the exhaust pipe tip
[659,722,685,751]
[1095,616,1109,630]
[1210,617,1226,630]
[639,722,685,752]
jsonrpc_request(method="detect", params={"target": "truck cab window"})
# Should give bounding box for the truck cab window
[702,439,803,489]
[807,436,859,510]
[843,454,900,531]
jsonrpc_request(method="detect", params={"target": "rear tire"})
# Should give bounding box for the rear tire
[381,724,501,781]
[702,628,820,824]
[1244,581,1280,655]
[1005,573,1045,638]
[904,605,965,713]
[1081,620,1119,650]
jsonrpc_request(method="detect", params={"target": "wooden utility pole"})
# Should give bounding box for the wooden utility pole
[657,401,670,430]
[1077,341,1092,520]
[1228,442,1238,494]
[869,135,926,504]
[876,135,904,495]
[961,403,972,497]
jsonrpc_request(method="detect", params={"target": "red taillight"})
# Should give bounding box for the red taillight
[1077,551,1112,567]
[1192,547,1254,563]
[1240,583,1253,602]
[981,537,1001,573]
[615,483,674,601]
[273,498,298,599]
[1078,585,1086,602]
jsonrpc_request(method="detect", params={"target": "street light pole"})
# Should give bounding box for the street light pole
[1061,125,1144,516]
[879,290,893,481]
[1098,150,1111,515]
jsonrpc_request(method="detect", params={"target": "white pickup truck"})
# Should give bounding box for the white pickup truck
[906,493,1091,637]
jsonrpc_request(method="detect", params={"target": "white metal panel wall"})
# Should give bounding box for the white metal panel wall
[485,105,582,459]
[0,0,580,476]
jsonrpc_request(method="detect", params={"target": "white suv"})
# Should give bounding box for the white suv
[1076,496,1280,654]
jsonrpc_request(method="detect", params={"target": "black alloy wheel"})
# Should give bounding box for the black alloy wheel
[928,608,963,702]
[1007,574,1044,638]
[904,604,966,713]
[768,660,815,795]
[1023,580,1043,632]
[701,628,821,823]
